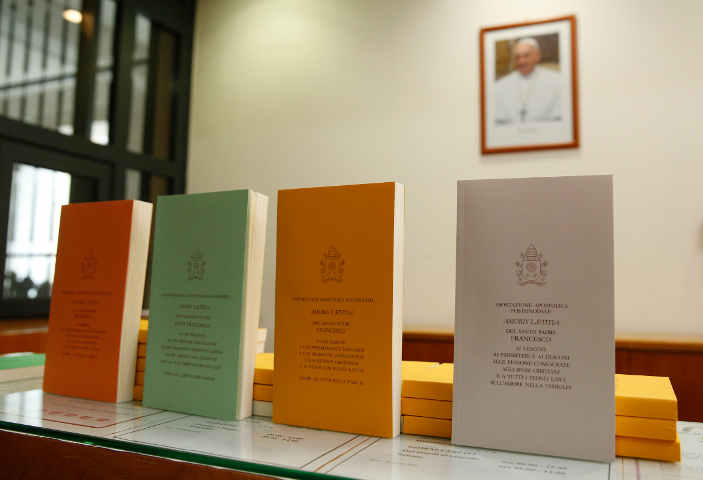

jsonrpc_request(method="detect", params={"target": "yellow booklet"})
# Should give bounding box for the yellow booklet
[402,416,451,438]
[402,363,453,401]
[254,384,273,402]
[615,374,677,420]
[616,415,676,441]
[616,433,680,462]
[401,397,452,419]
[138,319,149,343]
[255,353,274,386]
[273,183,405,438]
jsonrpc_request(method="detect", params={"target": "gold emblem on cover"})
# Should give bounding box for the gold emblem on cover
[320,246,344,283]
[188,250,206,280]
[80,251,97,279]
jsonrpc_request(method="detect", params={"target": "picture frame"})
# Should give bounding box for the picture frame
[480,15,579,154]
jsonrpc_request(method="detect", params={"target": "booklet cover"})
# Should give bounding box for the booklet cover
[273,182,404,437]
[143,190,268,420]
[452,176,614,461]
[43,200,152,402]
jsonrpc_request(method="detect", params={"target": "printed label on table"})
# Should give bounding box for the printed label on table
[0,389,161,428]
[115,415,358,469]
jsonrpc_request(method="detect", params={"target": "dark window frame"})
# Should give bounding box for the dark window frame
[0,0,195,317]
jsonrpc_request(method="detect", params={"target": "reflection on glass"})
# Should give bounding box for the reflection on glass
[91,0,116,145]
[0,0,82,134]
[3,164,71,299]
[127,14,150,153]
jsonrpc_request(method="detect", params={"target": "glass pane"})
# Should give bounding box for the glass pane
[90,70,110,144]
[68,173,97,203]
[95,0,114,69]
[3,163,70,300]
[90,0,116,145]
[124,168,142,200]
[0,0,82,134]
[149,174,169,203]
[141,174,169,310]
[127,14,150,153]
[150,29,177,161]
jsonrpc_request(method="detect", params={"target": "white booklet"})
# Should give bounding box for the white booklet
[453,176,614,462]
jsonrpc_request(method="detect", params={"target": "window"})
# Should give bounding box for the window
[4,163,70,300]
[0,0,195,317]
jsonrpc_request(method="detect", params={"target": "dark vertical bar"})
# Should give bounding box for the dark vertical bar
[0,0,4,66]
[19,0,34,121]
[0,154,13,300]
[140,172,150,201]
[5,2,17,75]
[142,23,159,156]
[2,2,17,115]
[72,0,101,137]
[109,0,135,147]
[48,171,56,240]
[5,164,17,242]
[55,0,69,129]
[109,0,136,198]
[109,0,134,147]
[28,165,38,242]
[170,0,194,194]
[37,0,51,124]
[0,0,4,115]
[151,29,175,161]
[96,172,110,200]
[111,165,125,201]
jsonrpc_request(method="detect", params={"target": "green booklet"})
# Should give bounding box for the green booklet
[143,190,268,419]
[0,353,45,382]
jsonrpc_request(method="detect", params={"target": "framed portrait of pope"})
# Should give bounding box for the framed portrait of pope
[480,16,578,154]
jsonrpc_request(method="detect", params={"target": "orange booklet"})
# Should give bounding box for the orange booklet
[273,182,404,437]
[43,200,152,402]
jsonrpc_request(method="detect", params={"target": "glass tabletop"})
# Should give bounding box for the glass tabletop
[0,379,701,480]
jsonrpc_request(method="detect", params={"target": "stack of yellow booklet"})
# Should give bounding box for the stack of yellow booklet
[132,321,268,403]
[253,352,274,416]
[133,319,148,401]
[400,362,453,438]
[132,341,681,463]
[400,368,680,463]
[615,374,680,462]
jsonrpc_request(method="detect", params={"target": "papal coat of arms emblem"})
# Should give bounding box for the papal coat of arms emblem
[80,252,97,279]
[320,246,344,283]
[515,244,547,285]
[187,250,206,280]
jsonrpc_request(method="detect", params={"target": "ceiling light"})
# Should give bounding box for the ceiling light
[62,9,83,24]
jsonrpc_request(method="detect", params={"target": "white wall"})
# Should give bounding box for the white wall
[188,0,703,350]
